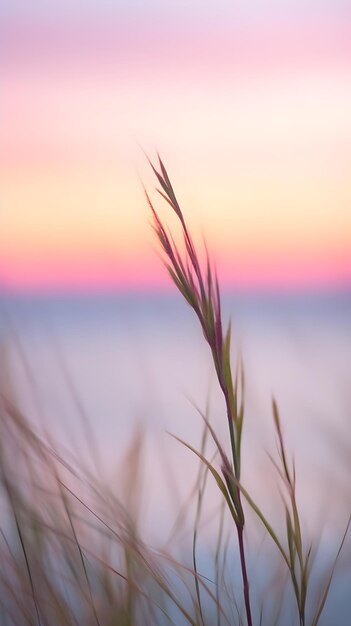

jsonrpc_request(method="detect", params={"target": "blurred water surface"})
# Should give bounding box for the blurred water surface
[0,289,350,623]
[1,288,350,492]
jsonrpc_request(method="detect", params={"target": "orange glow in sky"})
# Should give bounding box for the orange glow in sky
[1,3,350,291]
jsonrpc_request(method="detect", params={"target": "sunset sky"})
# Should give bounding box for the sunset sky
[1,0,350,291]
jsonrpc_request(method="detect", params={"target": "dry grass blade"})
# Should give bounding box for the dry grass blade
[311,515,351,626]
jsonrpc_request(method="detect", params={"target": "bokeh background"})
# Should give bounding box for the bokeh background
[1,0,351,291]
[0,2,351,622]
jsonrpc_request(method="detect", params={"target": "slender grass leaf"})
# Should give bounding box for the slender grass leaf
[170,434,240,526]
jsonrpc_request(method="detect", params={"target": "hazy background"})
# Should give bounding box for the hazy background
[1,0,350,290]
[0,2,351,622]
[1,289,350,624]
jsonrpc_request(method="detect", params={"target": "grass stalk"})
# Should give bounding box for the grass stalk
[146,155,253,625]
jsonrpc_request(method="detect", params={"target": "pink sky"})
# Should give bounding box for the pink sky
[1,6,351,291]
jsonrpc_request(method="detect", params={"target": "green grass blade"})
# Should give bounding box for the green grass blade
[170,434,240,526]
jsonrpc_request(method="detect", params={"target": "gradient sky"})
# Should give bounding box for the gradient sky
[1,1,351,291]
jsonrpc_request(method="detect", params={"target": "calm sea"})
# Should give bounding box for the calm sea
[0,289,350,623]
